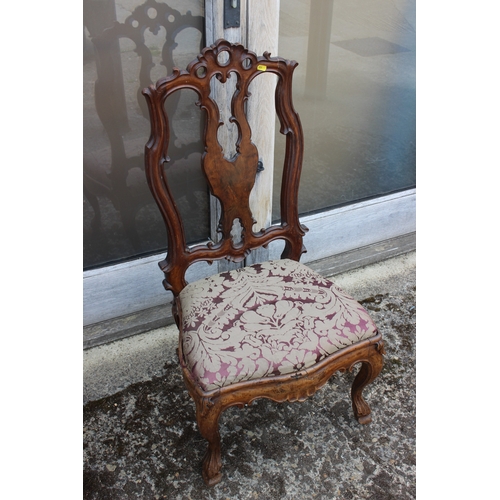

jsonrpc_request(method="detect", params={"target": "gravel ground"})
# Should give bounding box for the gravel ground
[83,253,416,499]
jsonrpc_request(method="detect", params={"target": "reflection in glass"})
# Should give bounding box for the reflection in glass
[274,0,416,219]
[83,0,208,270]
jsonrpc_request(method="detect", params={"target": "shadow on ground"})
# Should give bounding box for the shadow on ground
[83,268,415,499]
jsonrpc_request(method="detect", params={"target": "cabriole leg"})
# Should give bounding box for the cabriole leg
[195,398,223,486]
[350,345,384,424]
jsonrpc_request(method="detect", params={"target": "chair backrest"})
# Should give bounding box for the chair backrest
[143,39,307,296]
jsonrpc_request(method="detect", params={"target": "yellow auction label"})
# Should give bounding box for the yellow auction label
[257,64,267,71]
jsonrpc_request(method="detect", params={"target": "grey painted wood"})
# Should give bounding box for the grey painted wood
[246,0,279,233]
[83,255,216,326]
[269,189,416,263]
[306,232,416,277]
[84,189,415,327]
[83,303,174,349]
[84,231,415,349]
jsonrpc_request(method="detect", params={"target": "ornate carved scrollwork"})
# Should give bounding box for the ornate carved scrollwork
[376,340,386,355]
[178,332,384,484]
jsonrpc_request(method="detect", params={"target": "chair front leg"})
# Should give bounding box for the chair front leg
[350,341,385,424]
[195,396,224,486]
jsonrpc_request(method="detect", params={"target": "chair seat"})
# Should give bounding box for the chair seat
[179,259,378,391]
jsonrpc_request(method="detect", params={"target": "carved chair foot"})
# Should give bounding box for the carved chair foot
[352,397,373,425]
[196,399,223,486]
[350,345,384,425]
[202,455,222,486]
[201,440,223,486]
[357,413,373,425]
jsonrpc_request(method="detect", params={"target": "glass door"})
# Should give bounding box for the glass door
[274,0,416,219]
[83,0,209,270]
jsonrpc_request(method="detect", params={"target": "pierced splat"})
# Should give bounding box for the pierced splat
[204,124,259,244]
[210,75,239,161]
[204,68,259,239]
[197,51,261,244]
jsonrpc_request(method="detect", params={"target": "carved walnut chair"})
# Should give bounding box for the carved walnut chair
[142,39,385,486]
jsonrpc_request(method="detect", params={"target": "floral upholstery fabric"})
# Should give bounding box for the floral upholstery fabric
[179,259,377,391]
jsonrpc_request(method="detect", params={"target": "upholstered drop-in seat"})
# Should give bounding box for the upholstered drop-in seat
[179,259,378,392]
